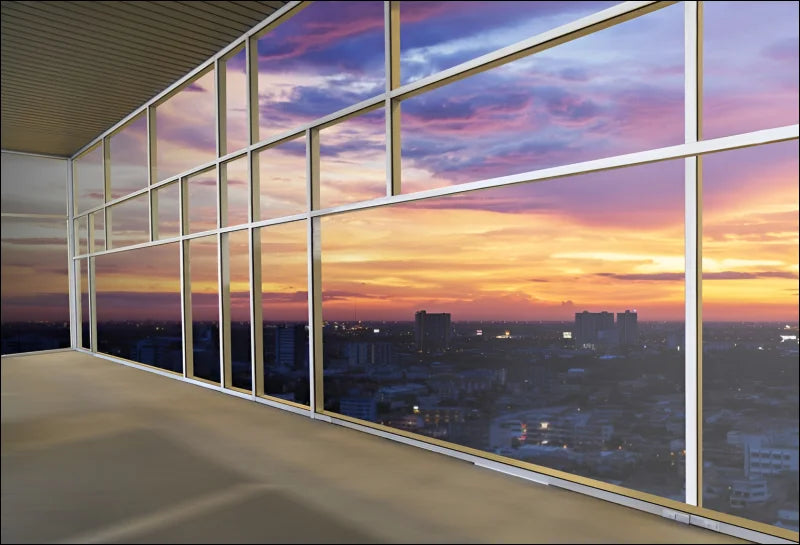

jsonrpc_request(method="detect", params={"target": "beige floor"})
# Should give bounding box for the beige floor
[2,351,747,544]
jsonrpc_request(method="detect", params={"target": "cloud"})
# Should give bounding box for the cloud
[262,291,308,303]
[704,271,799,281]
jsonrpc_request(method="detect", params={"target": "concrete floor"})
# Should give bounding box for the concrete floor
[2,351,747,544]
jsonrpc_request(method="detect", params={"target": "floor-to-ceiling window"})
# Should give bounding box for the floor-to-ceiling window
[62,2,798,539]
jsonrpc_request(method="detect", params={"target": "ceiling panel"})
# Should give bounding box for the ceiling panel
[1,0,288,157]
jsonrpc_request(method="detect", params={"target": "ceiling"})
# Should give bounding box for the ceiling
[1,0,287,157]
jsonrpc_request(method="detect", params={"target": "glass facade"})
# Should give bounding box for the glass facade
[3,1,797,540]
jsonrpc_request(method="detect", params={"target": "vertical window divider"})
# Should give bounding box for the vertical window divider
[217,57,228,159]
[247,34,264,396]
[220,229,232,389]
[307,127,322,415]
[180,177,193,378]
[217,159,229,387]
[247,34,259,152]
[385,1,401,197]
[147,105,157,189]
[89,256,97,353]
[250,154,263,397]
[67,159,78,349]
[684,0,703,508]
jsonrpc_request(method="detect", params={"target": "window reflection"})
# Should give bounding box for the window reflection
[0,217,70,355]
[260,221,309,405]
[256,137,307,220]
[96,243,182,373]
[401,3,683,194]
[320,108,385,208]
[155,70,216,182]
[400,1,616,84]
[74,143,105,214]
[256,1,384,140]
[109,112,148,199]
[322,160,685,499]
[189,235,220,383]
[702,142,799,530]
[703,1,799,139]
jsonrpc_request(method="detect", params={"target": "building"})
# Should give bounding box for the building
[414,310,452,353]
[1,1,797,542]
[574,311,614,348]
[616,310,639,347]
[274,324,308,370]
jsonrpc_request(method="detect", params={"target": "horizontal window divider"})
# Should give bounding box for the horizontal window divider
[155,158,219,186]
[219,148,249,164]
[254,395,313,417]
[74,236,176,258]
[308,124,799,218]
[250,213,309,229]
[1,212,67,220]
[1,347,73,359]
[103,187,151,209]
[251,95,386,152]
[69,1,301,161]
[73,124,797,246]
[92,351,183,379]
[325,411,795,542]
[390,0,668,101]
[310,96,385,131]
[224,388,255,401]
[149,175,182,192]
[251,129,307,153]
[0,148,69,160]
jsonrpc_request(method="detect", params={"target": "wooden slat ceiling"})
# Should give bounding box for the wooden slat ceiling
[1,0,287,157]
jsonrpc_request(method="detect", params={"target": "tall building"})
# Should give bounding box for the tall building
[574,311,615,347]
[415,310,452,353]
[616,310,639,347]
[275,324,308,370]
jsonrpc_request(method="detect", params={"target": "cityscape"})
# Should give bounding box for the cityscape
[4,310,796,530]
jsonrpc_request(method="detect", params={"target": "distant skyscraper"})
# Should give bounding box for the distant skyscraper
[574,311,614,347]
[616,310,639,346]
[275,324,308,369]
[415,310,451,353]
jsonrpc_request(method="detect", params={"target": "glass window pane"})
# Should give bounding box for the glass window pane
[1,153,67,216]
[322,159,685,499]
[228,230,252,391]
[256,137,307,220]
[1,217,70,354]
[703,1,799,139]
[154,182,180,240]
[96,244,183,373]
[401,3,683,194]
[400,1,615,84]
[190,235,220,383]
[257,1,384,141]
[260,221,309,405]
[108,193,149,249]
[155,70,216,183]
[80,258,90,350]
[702,142,799,529]
[320,108,386,208]
[223,156,249,228]
[74,143,105,214]
[91,210,105,252]
[75,216,88,256]
[224,47,249,155]
[185,168,218,235]
[109,112,148,199]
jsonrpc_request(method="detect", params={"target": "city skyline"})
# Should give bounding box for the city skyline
[2,1,798,325]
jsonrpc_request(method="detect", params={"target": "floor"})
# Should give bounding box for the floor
[1,350,747,544]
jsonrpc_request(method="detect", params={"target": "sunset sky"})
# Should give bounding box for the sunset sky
[2,1,798,324]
